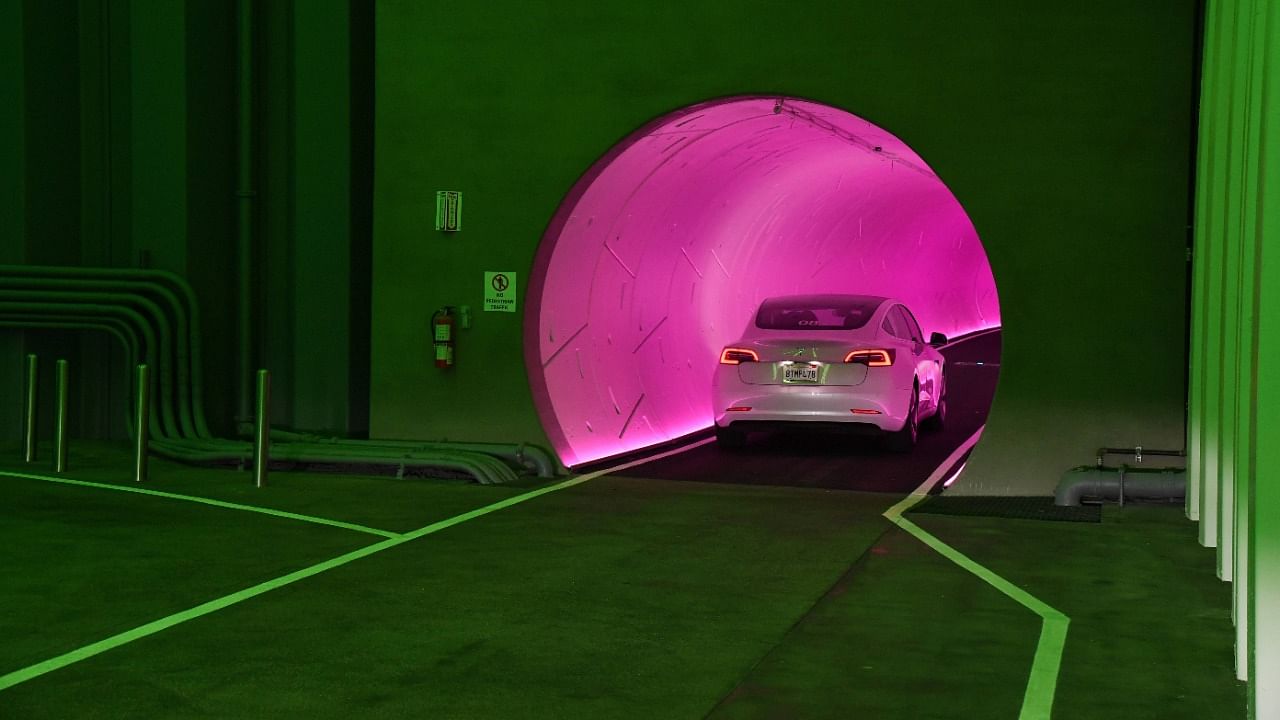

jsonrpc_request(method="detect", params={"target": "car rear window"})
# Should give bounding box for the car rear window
[754,296,883,330]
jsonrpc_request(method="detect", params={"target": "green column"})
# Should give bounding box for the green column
[1233,0,1266,682]
[1189,0,1224,524]
[129,0,186,271]
[1199,0,1235,550]
[1250,0,1280,714]
[1216,0,1253,582]
[0,0,25,442]
[290,0,352,433]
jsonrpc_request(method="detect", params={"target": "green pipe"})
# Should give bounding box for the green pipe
[0,275,208,437]
[0,300,178,438]
[252,427,527,479]
[236,0,255,426]
[134,364,150,483]
[149,438,520,485]
[0,314,158,439]
[0,294,177,435]
[0,299,170,435]
[254,369,269,488]
[0,266,211,438]
[23,354,37,462]
[54,359,68,473]
[0,289,190,438]
[266,428,557,478]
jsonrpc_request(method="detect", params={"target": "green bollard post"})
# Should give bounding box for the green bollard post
[253,369,270,488]
[53,359,68,473]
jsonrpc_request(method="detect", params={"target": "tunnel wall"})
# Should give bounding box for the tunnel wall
[530,97,999,466]
[372,1,1199,492]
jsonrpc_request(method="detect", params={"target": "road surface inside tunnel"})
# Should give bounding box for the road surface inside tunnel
[612,329,1001,492]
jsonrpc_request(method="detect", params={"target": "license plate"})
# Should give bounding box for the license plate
[783,364,819,383]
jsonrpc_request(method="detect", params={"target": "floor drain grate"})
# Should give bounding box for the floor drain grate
[908,496,1102,523]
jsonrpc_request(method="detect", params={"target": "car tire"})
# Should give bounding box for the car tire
[885,382,919,453]
[922,375,947,432]
[715,426,747,449]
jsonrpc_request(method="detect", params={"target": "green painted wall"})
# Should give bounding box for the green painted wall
[372,1,1200,490]
[0,0,370,445]
[1188,0,1278,713]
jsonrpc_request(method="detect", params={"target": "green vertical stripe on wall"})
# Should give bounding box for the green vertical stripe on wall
[258,0,295,428]
[1191,0,1227,524]
[0,1,23,262]
[1193,0,1280,701]
[23,0,82,266]
[290,0,352,434]
[1232,0,1265,682]
[129,0,187,272]
[1217,0,1254,583]
[0,0,25,442]
[1248,0,1280,713]
[1200,0,1235,550]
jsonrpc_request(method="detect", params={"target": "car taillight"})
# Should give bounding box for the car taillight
[844,349,895,366]
[720,347,760,365]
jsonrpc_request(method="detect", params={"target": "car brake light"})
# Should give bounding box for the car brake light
[850,409,882,415]
[720,347,760,364]
[844,349,895,366]
[726,406,752,412]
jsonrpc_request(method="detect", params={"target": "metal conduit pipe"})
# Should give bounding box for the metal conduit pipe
[1095,446,1186,467]
[1054,466,1186,507]
[0,266,212,438]
[0,300,178,438]
[149,439,519,485]
[0,317,146,438]
[2,267,548,482]
[0,302,174,438]
[0,314,154,438]
[0,291,179,434]
[171,433,542,482]
[0,275,209,437]
[266,429,558,478]
[0,289,193,438]
[152,437,520,485]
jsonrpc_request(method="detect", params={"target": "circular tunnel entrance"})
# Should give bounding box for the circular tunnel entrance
[526,96,1000,467]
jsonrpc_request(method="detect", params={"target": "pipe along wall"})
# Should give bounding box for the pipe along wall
[1,265,552,483]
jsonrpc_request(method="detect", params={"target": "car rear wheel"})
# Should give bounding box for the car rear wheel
[885,382,919,453]
[922,375,947,431]
[715,426,747,449]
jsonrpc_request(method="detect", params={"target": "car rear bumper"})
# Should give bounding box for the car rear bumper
[717,419,885,436]
[711,368,909,431]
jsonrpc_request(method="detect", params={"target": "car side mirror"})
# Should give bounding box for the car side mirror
[929,332,948,347]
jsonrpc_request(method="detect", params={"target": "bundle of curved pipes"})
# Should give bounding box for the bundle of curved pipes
[0,265,555,484]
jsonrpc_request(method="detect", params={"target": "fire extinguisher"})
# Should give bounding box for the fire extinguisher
[432,306,455,368]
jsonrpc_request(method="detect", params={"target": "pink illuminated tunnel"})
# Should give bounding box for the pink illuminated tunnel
[526,96,1000,467]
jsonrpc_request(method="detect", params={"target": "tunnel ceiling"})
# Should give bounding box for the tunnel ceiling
[527,96,1000,467]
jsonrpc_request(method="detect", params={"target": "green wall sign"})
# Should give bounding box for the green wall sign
[484,271,516,312]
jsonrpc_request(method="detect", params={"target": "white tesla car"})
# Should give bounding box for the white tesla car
[712,294,947,451]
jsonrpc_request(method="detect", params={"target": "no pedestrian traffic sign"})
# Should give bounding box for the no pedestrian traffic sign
[484,271,517,312]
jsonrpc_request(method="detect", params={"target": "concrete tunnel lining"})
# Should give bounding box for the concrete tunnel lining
[526,96,1001,467]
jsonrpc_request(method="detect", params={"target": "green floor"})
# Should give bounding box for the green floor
[0,444,1245,718]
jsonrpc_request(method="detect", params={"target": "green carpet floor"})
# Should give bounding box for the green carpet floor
[0,443,1246,718]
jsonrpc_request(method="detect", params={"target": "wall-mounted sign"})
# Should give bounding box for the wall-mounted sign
[484,271,517,312]
[435,191,462,231]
